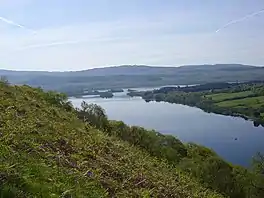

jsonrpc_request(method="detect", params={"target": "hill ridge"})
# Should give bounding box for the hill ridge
[0,63,262,73]
[2,63,264,96]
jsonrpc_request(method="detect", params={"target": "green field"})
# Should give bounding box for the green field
[140,82,264,126]
[206,91,254,102]
[216,96,264,109]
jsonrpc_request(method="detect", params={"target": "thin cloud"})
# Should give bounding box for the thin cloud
[216,9,264,33]
[15,36,131,51]
[0,16,36,34]
[16,40,85,50]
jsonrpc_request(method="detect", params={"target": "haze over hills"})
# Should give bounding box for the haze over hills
[1,64,262,75]
[1,64,264,95]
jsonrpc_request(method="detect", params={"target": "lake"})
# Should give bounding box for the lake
[70,90,264,167]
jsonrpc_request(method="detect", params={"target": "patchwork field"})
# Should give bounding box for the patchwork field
[216,96,264,109]
[141,82,264,124]
[206,91,254,102]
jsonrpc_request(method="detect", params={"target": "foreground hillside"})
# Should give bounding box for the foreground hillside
[0,82,225,197]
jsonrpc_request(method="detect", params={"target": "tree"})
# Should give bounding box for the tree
[77,101,109,131]
[253,111,261,118]
[252,152,264,174]
[0,76,9,85]
[44,91,73,111]
[154,94,164,102]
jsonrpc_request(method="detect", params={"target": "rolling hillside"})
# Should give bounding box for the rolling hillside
[1,64,264,94]
[0,80,225,197]
[2,80,264,197]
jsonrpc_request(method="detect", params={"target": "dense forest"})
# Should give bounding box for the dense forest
[1,79,264,197]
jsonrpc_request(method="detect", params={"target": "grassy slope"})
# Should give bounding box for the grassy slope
[0,83,223,197]
[216,96,264,108]
[206,91,254,102]
[210,93,264,120]
[203,89,264,120]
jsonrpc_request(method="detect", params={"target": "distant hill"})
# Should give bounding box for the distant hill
[65,64,263,76]
[1,64,264,94]
[76,64,260,76]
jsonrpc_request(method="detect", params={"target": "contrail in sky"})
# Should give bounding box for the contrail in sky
[0,16,36,34]
[215,8,264,33]
[15,37,129,51]
[16,40,88,51]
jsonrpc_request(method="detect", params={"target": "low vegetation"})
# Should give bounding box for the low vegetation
[0,81,225,197]
[1,80,264,197]
[78,100,264,198]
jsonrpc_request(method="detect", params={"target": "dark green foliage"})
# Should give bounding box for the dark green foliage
[0,76,9,85]
[176,143,264,197]
[98,91,113,98]
[108,121,187,163]
[77,101,109,131]
[232,165,264,198]
[77,102,264,198]
[253,111,261,118]
[179,144,244,197]
[252,152,264,174]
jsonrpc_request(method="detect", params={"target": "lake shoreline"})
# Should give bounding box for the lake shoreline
[133,82,264,127]
[143,98,261,126]
[70,94,264,167]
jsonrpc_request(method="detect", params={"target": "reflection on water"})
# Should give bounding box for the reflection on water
[70,91,264,167]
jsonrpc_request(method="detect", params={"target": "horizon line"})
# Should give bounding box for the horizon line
[0,63,263,72]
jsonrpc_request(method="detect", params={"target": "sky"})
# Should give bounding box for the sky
[0,0,264,71]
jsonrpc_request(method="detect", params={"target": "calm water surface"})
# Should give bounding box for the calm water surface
[70,91,264,167]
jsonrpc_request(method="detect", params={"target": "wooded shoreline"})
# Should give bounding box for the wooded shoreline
[127,81,264,127]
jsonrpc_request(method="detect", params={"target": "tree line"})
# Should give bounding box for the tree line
[139,82,264,126]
